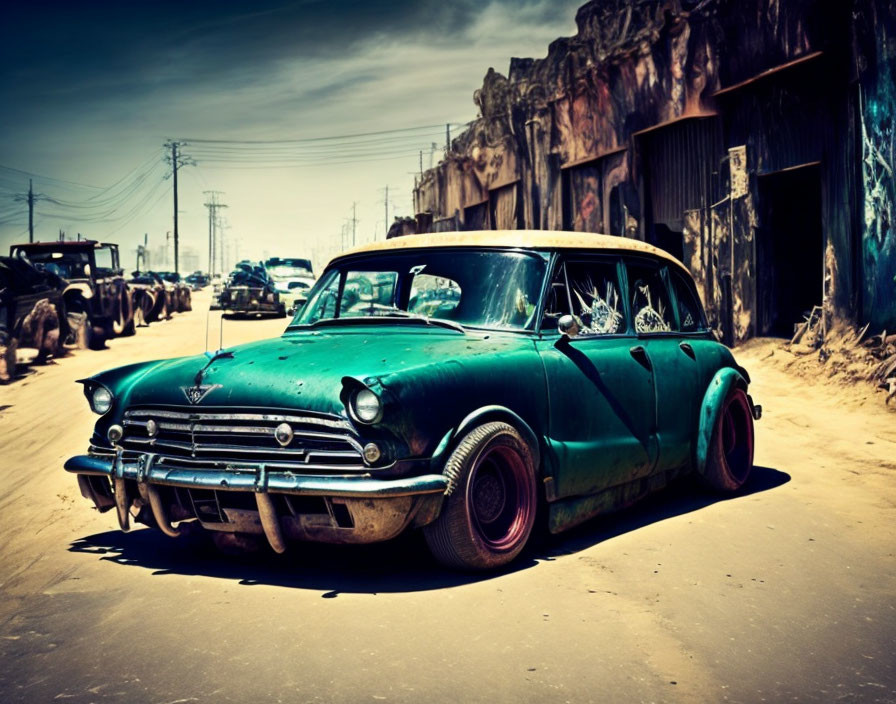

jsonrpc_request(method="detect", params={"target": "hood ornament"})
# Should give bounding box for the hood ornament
[181,383,222,405]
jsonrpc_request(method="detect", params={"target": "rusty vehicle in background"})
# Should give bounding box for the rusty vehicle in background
[65,231,760,570]
[0,255,70,382]
[155,272,192,313]
[10,241,134,349]
[264,257,315,312]
[128,271,171,325]
[218,261,286,317]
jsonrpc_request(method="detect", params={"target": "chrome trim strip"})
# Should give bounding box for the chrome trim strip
[120,439,362,462]
[124,409,356,433]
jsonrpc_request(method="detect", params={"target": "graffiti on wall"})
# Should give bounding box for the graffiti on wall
[860,60,896,327]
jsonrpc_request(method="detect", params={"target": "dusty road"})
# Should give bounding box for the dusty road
[1,291,894,704]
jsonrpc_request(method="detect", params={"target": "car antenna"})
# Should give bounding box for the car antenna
[205,306,211,354]
[219,310,224,352]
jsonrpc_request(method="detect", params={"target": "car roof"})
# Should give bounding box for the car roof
[331,230,688,273]
[11,240,114,251]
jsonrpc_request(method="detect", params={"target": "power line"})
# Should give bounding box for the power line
[179,123,467,145]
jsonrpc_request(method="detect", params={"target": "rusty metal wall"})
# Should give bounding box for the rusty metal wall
[640,117,722,230]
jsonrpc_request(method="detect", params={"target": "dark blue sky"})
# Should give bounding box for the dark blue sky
[0,0,581,268]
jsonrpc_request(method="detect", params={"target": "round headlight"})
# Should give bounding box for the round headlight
[352,388,381,424]
[92,386,113,415]
[363,442,382,464]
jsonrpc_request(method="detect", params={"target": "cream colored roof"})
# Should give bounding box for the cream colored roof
[329,230,688,272]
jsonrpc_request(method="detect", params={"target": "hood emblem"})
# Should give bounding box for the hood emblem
[181,383,222,405]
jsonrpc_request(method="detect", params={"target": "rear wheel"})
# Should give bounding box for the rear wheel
[703,387,754,491]
[112,286,135,336]
[424,422,537,570]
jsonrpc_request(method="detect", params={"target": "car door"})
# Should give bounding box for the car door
[536,255,658,500]
[626,258,700,473]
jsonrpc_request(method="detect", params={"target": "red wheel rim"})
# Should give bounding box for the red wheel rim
[721,391,754,485]
[467,444,533,551]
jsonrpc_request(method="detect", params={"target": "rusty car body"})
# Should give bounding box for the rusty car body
[218,261,286,317]
[65,231,760,569]
[11,240,134,349]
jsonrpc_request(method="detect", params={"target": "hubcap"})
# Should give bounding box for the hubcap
[467,444,532,550]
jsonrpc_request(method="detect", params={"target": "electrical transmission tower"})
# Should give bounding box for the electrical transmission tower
[164,140,195,274]
[203,191,227,276]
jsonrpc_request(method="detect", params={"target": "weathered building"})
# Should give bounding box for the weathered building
[411,0,896,342]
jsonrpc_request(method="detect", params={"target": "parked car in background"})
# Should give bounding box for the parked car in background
[65,231,759,570]
[155,272,192,313]
[218,261,286,317]
[184,271,209,290]
[0,255,69,381]
[264,257,315,311]
[10,240,134,349]
[128,271,170,324]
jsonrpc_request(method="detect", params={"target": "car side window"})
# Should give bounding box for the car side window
[541,263,571,330]
[565,259,624,336]
[626,262,674,333]
[669,269,707,332]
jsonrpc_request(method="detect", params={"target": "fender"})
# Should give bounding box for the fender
[432,405,541,473]
[63,282,93,299]
[696,367,746,477]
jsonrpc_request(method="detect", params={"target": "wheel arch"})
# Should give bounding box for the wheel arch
[695,366,747,477]
[432,405,542,480]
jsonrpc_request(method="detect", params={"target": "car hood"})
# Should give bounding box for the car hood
[97,326,534,418]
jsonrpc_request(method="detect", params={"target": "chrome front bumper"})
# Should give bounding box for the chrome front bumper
[66,452,447,551]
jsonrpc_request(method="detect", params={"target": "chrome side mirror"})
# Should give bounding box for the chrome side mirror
[287,307,296,316]
[558,315,579,338]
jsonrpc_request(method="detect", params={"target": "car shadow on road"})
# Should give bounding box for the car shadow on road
[534,464,790,560]
[68,465,789,596]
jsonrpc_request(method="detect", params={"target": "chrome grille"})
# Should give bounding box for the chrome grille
[120,406,365,472]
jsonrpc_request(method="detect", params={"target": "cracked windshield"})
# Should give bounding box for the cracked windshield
[292,250,547,331]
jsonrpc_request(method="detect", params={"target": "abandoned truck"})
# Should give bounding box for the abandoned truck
[10,240,134,349]
[65,231,760,570]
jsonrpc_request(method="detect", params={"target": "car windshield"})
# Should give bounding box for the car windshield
[13,249,91,279]
[289,249,548,332]
[265,258,313,280]
[268,266,313,280]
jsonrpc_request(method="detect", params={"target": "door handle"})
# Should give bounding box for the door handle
[679,341,696,360]
[629,345,652,370]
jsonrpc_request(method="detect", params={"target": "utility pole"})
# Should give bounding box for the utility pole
[27,180,34,242]
[352,202,358,247]
[164,140,194,274]
[203,191,227,276]
[14,179,41,242]
[446,123,451,153]
[384,185,389,236]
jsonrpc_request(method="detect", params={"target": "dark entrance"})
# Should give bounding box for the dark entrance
[756,164,823,337]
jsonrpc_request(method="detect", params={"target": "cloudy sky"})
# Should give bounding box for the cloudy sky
[0,0,582,273]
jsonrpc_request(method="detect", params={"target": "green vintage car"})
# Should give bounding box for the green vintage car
[66,231,760,570]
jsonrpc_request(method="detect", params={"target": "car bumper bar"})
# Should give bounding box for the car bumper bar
[65,453,448,498]
[67,452,448,552]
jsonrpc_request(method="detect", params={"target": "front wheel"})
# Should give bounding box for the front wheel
[424,422,537,570]
[702,387,754,491]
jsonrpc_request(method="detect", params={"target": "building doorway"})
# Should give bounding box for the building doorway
[756,164,823,337]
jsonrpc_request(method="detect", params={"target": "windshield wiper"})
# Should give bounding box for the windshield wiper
[380,310,466,334]
[303,313,465,334]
